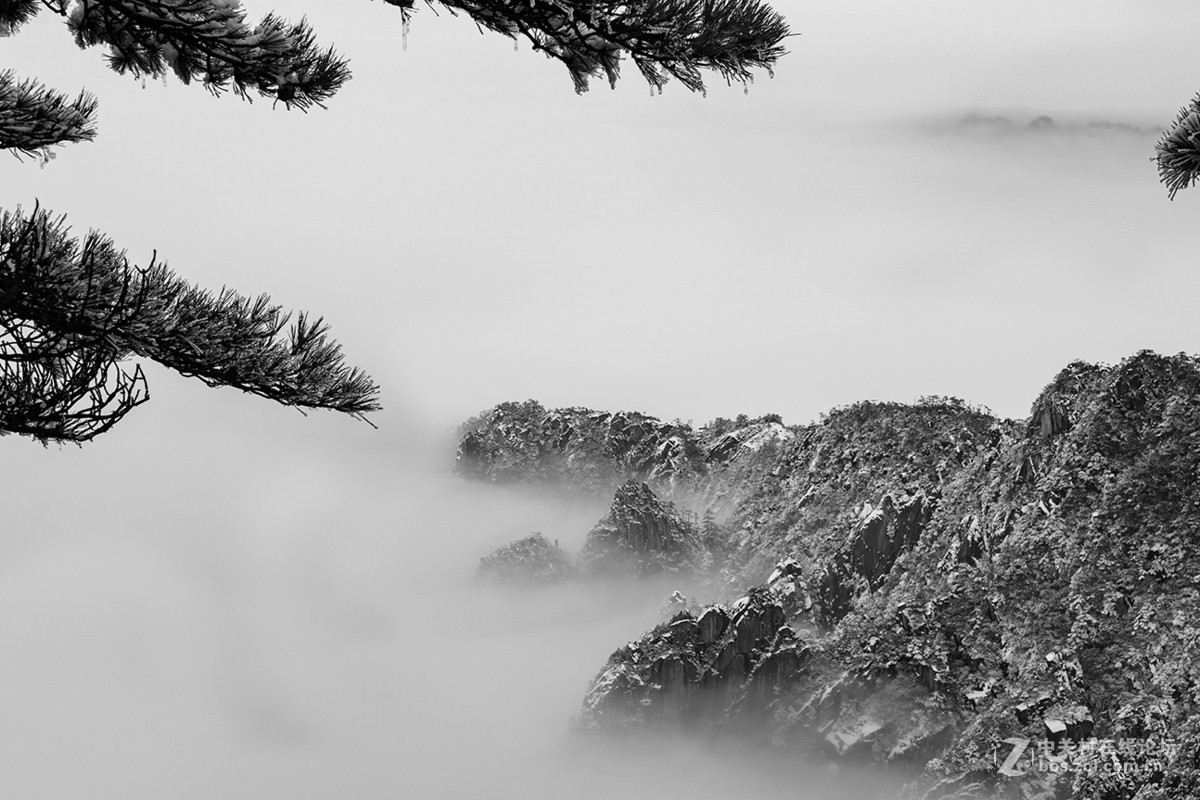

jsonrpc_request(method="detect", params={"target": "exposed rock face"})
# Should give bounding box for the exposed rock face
[706,421,795,463]
[465,351,1200,800]
[456,401,708,497]
[456,404,794,513]
[578,481,707,577]
[697,606,729,643]
[477,532,575,583]
[815,490,934,625]
[579,585,808,732]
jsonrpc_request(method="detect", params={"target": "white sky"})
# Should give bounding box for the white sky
[0,3,1198,797]
[5,0,1199,433]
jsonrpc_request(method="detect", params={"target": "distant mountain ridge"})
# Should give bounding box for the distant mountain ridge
[457,401,813,518]
[456,351,1200,800]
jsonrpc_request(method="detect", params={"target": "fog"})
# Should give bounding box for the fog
[0,376,908,800]
[5,0,1196,795]
[5,0,1199,430]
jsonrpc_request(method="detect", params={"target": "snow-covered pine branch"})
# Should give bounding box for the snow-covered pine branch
[2,0,791,157]
[0,0,349,156]
[0,0,41,35]
[58,0,350,109]
[0,71,98,162]
[0,204,380,443]
[379,0,790,94]
[1157,94,1200,200]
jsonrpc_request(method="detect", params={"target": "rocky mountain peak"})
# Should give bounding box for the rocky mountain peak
[579,480,707,576]
[465,351,1200,800]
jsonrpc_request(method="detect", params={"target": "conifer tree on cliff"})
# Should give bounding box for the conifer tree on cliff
[0,0,790,444]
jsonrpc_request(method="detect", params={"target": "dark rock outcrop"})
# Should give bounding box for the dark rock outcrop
[815,490,935,625]
[578,481,707,576]
[578,585,808,734]
[477,532,575,583]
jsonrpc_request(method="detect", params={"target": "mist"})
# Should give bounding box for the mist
[0,377,906,800]
[5,0,1199,431]
[5,0,1191,794]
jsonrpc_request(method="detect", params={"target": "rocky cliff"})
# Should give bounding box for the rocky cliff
[460,351,1200,800]
[456,401,793,515]
[477,532,575,583]
[478,480,707,580]
[456,401,707,497]
[578,480,707,577]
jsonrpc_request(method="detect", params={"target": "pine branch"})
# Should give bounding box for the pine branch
[380,0,790,93]
[0,204,381,443]
[0,71,98,159]
[1157,94,1200,200]
[0,0,41,35]
[45,0,350,110]
[0,319,149,444]
[4,0,790,158]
